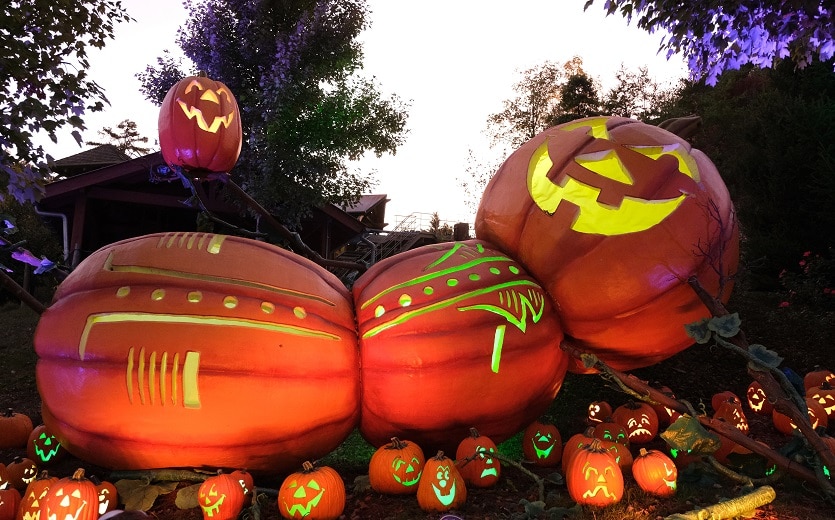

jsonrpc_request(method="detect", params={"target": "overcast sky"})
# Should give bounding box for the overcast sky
[38,0,688,227]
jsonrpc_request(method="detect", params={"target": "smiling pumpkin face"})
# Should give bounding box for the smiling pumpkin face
[26,425,64,466]
[522,420,563,467]
[277,462,345,520]
[416,452,467,512]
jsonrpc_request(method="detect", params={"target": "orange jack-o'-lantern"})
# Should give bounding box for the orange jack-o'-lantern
[746,380,773,416]
[804,367,835,392]
[587,401,612,425]
[34,232,359,472]
[632,448,677,496]
[368,438,425,495]
[43,468,98,520]
[807,381,835,421]
[612,401,659,444]
[524,420,563,468]
[198,471,245,520]
[455,428,501,488]
[475,116,739,373]
[416,451,467,512]
[714,397,749,434]
[772,397,829,435]
[565,438,624,507]
[353,240,568,452]
[5,457,37,492]
[593,418,629,446]
[649,385,682,426]
[278,461,345,520]
[159,72,242,175]
[26,425,64,466]
[0,487,21,520]
[17,470,57,520]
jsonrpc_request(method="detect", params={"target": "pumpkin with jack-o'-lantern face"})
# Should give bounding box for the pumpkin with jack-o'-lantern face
[5,457,37,492]
[278,461,345,520]
[747,380,773,416]
[17,471,57,520]
[26,425,64,466]
[417,451,467,512]
[772,397,828,435]
[158,72,242,175]
[368,438,425,495]
[804,367,835,392]
[198,471,245,520]
[714,397,749,434]
[565,438,624,507]
[476,116,738,373]
[587,401,612,425]
[523,420,563,468]
[0,487,21,520]
[632,448,677,497]
[455,427,501,488]
[807,381,835,421]
[43,468,98,520]
[612,401,659,444]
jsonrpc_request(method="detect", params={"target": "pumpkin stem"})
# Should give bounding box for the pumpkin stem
[639,448,649,457]
[469,427,480,438]
[197,70,208,78]
[302,461,314,472]
[71,468,86,481]
[389,437,406,450]
[3,408,12,417]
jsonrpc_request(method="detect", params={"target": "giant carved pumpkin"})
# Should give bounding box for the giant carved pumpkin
[475,116,739,372]
[158,72,243,175]
[353,240,569,452]
[33,232,360,471]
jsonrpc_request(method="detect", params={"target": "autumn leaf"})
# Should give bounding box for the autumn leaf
[114,479,179,512]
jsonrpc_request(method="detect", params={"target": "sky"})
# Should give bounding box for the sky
[38,0,689,228]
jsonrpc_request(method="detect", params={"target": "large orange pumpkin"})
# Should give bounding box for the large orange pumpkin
[475,116,739,372]
[353,240,569,452]
[33,232,359,471]
[158,72,243,175]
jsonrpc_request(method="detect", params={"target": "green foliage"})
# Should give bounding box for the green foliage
[665,60,835,286]
[138,0,409,227]
[0,0,132,203]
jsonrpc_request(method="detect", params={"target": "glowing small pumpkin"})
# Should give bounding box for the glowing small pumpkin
[649,385,682,426]
[523,420,563,468]
[158,72,243,175]
[90,476,119,516]
[632,448,677,496]
[713,397,749,434]
[5,457,38,492]
[593,418,629,446]
[416,451,467,512]
[43,468,98,520]
[746,380,773,416]
[773,398,828,435]
[368,438,425,495]
[587,401,612,425]
[198,471,245,520]
[565,439,624,507]
[25,425,64,466]
[612,401,659,444]
[277,461,345,520]
[455,427,501,488]
[804,367,835,391]
[807,381,835,420]
[562,427,596,474]
[16,470,57,520]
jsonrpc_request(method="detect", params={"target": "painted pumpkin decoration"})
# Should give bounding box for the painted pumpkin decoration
[198,471,245,520]
[0,408,33,449]
[16,471,57,520]
[25,425,64,466]
[807,381,835,420]
[5,458,38,492]
[0,488,21,520]
[593,419,629,446]
[565,438,624,507]
[612,401,659,444]
[416,451,467,512]
[353,240,569,452]
[746,380,773,416]
[455,427,501,488]
[43,468,98,520]
[523,420,563,468]
[773,398,829,435]
[713,397,749,434]
[278,461,345,520]
[632,448,677,496]
[587,401,612,425]
[475,116,738,373]
[368,437,425,495]
[158,72,242,175]
[34,232,360,472]
[804,367,835,391]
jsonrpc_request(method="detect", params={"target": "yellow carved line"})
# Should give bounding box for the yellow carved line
[160,352,168,406]
[138,346,146,406]
[183,352,201,409]
[172,352,180,406]
[126,347,135,404]
[78,312,341,360]
[149,350,157,406]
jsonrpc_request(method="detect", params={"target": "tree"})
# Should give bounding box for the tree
[0,1,132,203]
[137,0,409,227]
[85,119,152,158]
[602,65,677,121]
[556,73,601,123]
[585,0,835,85]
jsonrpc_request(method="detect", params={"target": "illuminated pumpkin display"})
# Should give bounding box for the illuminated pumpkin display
[475,116,739,373]
[807,381,835,420]
[455,427,501,488]
[353,240,568,452]
[587,401,612,425]
[158,72,242,175]
[198,471,245,520]
[43,468,98,520]
[368,437,425,495]
[17,471,57,520]
[33,232,359,472]
[632,448,677,496]
[5,457,38,492]
[593,419,629,446]
[278,461,345,520]
[524,420,563,468]
[26,425,64,466]
[773,397,828,435]
[649,385,682,426]
[94,477,119,516]
[612,401,659,444]
[711,391,741,413]
[229,469,254,504]
[0,409,33,450]
[565,438,624,507]
[713,396,749,434]
[804,367,835,391]
[417,451,467,512]
[746,380,773,416]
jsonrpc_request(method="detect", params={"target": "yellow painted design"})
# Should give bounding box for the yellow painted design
[172,353,180,406]
[151,289,166,301]
[183,352,201,409]
[116,287,130,298]
[491,325,506,373]
[149,350,157,405]
[398,294,412,307]
[123,348,201,408]
[160,351,168,405]
[223,296,238,309]
[293,307,307,319]
[102,251,336,306]
[261,302,275,314]
[575,150,633,184]
[138,346,146,405]
[126,347,135,404]
[559,117,611,139]
[78,312,341,361]
[527,139,687,235]
[187,291,203,303]
[374,305,385,318]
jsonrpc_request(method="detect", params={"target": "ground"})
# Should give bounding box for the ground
[2,284,834,519]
